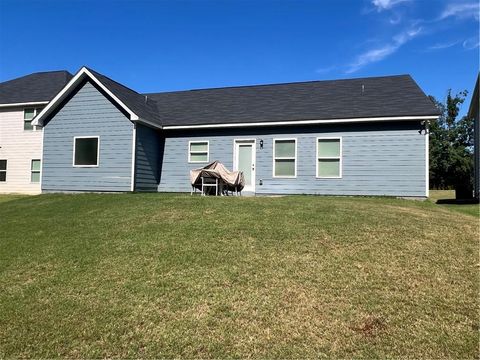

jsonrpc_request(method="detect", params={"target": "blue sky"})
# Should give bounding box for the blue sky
[0,0,478,116]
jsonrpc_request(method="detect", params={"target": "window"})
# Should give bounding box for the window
[273,139,296,177]
[73,137,99,167]
[31,160,41,183]
[317,138,342,178]
[0,160,6,182]
[188,141,209,163]
[24,108,43,131]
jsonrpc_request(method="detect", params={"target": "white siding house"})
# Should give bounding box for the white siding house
[0,106,44,194]
[0,70,73,194]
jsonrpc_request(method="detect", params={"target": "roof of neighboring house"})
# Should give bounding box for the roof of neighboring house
[144,74,441,127]
[0,70,73,105]
[468,73,479,120]
[86,68,162,125]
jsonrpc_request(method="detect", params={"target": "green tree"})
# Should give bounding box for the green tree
[429,90,474,192]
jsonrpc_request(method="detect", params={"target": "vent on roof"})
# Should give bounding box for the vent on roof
[361,84,365,94]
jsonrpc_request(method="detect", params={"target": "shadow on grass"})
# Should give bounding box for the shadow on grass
[436,198,480,205]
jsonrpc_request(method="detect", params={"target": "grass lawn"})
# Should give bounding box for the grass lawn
[0,194,27,204]
[429,190,479,218]
[0,194,478,358]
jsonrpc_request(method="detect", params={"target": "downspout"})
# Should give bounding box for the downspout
[131,123,136,192]
[424,120,430,198]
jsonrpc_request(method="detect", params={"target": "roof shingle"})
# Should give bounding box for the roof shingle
[1,69,440,127]
[144,74,440,126]
[86,68,162,125]
[0,71,73,104]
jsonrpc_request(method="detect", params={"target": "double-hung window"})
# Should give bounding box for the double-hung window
[188,141,209,163]
[273,139,296,177]
[31,160,41,183]
[24,108,43,131]
[317,138,342,178]
[0,160,6,182]
[73,137,100,167]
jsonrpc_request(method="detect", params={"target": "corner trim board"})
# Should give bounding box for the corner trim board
[425,128,429,198]
[131,124,136,192]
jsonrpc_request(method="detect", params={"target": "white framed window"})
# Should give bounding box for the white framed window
[73,136,100,167]
[0,160,6,182]
[24,108,43,131]
[188,141,209,163]
[316,137,342,178]
[31,160,41,183]
[273,138,297,178]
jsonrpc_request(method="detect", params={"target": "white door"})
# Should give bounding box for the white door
[234,140,256,192]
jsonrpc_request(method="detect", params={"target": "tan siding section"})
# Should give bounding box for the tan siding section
[0,107,42,194]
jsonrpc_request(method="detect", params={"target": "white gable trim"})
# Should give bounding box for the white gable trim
[0,101,49,108]
[162,115,440,130]
[32,67,139,126]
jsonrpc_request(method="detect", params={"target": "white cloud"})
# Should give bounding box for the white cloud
[426,40,459,50]
[315,65,336,74]
[345,45,397,73]
[439,2,480,21]
[345,27,422,73]
[393,27,422,43]
[372,0,411,11]
[463,37,480,49]
[389,14,402,24]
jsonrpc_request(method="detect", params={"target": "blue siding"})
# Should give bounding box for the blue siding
[158,122,427,197]
[134,124,162,191]
[42,81,134,192]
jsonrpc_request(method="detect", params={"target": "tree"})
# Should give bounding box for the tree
[429,90,474,192]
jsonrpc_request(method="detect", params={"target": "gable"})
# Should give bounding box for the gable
[32,67,156,128]
[45,80,132,127]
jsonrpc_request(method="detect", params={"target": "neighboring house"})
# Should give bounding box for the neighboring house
[31,66,440,197]
[0,71,72,194]
[468,74,479,201]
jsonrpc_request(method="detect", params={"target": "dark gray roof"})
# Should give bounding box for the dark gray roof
[0,70,73,104]
[144,74,440,126]
[5,68,439,127]
[86,68,162,125]
[468,73,479,120]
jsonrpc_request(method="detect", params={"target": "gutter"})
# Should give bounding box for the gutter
[161,115,440,130]
[0,101,49,108]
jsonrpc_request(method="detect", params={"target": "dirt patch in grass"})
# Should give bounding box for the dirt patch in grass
[350,315,387,338]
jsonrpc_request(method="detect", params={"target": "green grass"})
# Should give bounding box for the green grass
[0,194,478,358]
[429,190,480,217]
[0,194,27,204]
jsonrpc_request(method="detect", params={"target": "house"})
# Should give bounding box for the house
[0,71,72,194]
[468,74,479,201]
[28,66,440,197]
